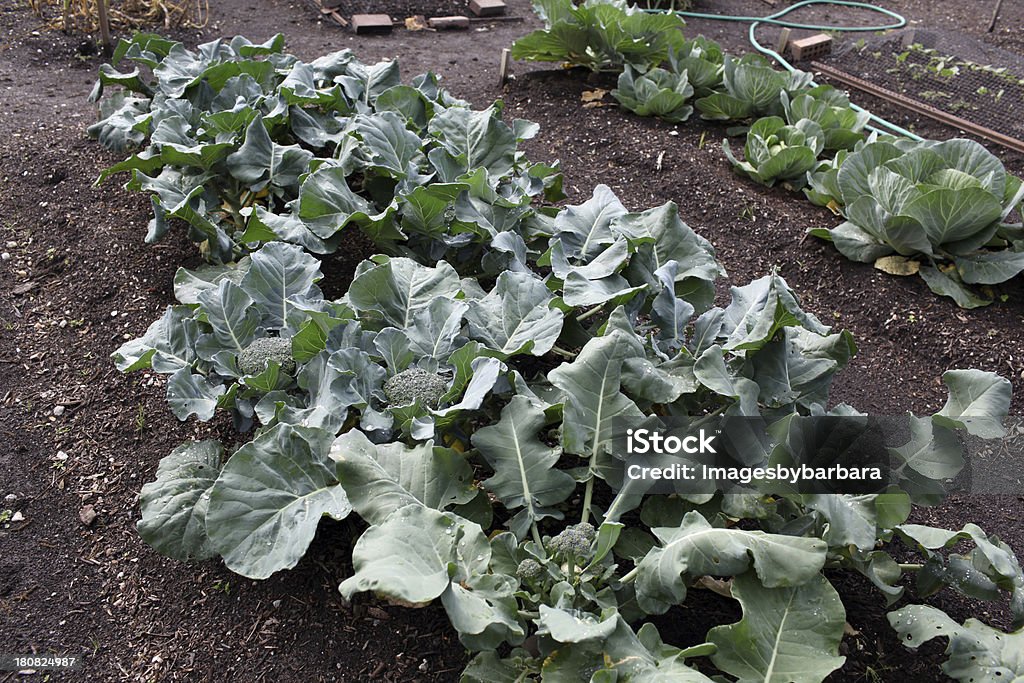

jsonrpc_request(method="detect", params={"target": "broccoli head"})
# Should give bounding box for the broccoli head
[516,558,543,582]
[237,336,296,376]
[547,522,596,559]
[382,368,448,409]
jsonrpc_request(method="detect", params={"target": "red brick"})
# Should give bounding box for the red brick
[788,34,833,62]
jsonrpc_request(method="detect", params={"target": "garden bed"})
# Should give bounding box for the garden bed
[2,0,1024,681]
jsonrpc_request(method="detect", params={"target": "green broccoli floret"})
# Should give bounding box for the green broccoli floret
[516,558,543,582]
[237,337,295,376]
[382,368,448,409]
[547,522,596,559]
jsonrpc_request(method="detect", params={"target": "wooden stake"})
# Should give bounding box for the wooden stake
[988,0,1003,32]
[499,48,512,86]
[775,27,791,55]
[96,0,111,53]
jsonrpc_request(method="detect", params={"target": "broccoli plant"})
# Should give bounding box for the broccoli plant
[90,33,564,264]
[107,40,1024,683]
[237,336,296,376]
[382,368,449,409]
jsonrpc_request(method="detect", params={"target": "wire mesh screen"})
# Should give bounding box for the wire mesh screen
[820,36,1024,145]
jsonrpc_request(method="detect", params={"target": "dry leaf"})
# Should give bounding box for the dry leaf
[826,199,842,215]
[404,15,428,30]
[874,255,920,276]
[581,88,607,103]
[695,576,733,598]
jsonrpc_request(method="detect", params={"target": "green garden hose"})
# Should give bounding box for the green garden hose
[646,0,924,140]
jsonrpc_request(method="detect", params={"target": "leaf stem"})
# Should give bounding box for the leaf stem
[620,565,639,584]
[531,522,544,550]
[898,562,924,572]
[575,304,604,323]
[690,404,728,430]
[550,346,578,360]
[581,466,595,525]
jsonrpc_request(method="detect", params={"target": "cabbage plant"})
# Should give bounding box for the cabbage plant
[611,63,694,123]
[696,54,813,121]
[810,138,1024,307]
[723,116,824,188]
[668,37,724,97]
[783,85,870,152]
[510,0,687,72]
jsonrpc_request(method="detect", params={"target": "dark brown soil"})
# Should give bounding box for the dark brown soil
[329,0,472,22]
[2,0,1024,681]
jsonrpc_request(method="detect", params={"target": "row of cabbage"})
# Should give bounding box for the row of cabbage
[90,33,1024,682]
[512,0,1024,307]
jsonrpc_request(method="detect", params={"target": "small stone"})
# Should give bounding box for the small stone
[3,494,16,507]
[272,599,282,608]
[469,0,505,16]
[5,241,16,248]
[55,450,69,461]
[79,505,97,526]
[1,253,9,261]
[11,511,24,522]
[53,405,65,416]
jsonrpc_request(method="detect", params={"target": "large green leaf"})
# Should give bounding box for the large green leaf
[615,201,721,310]
[428,104,517,179]
[241,242,323,329]
[536,605,617,643]
[296,165,374,238]
[166,367,225,420]
[721,274,827,352]
[465,271,564,357]
[471,396,576,537]
[206,424,351,579]
[903,187,1003,247]
[137,440,223,561]
[708,572,846,683]
[955,249,1024,285]
[933,369,1011,439]
[548,330,645,460]
[889,416,964,480]
[888,605,1024,683]
[347,256,461,328]
[271,347,385,432]
[403,297,468,362]
[113,305,199,373]
[194,280,262,369]
[339,505,490,604]
[226,114,314,191]
[441,573,525,650]
[918,265,991,309]
[553,184,626,261]
[635,510,828,614]
[330,429,476,525]
[800,494,887,551]
[356,110,427,177]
